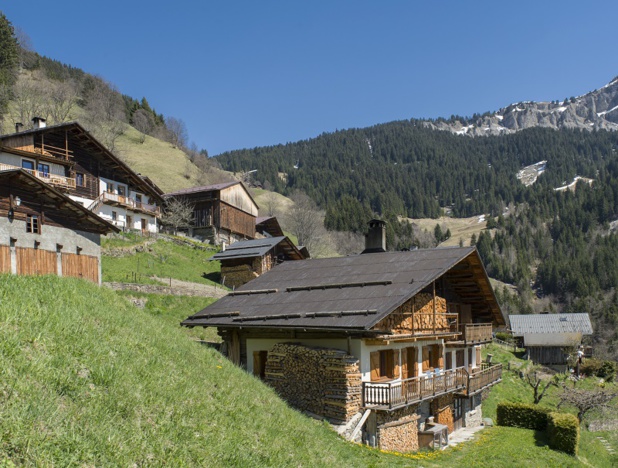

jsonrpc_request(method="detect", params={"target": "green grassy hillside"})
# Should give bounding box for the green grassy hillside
[1,273,610,466]
[0,275,407,467]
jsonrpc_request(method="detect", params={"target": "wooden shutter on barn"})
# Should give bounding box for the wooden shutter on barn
[407,347,418,377]
[401,348,408,379]
[437,344,444,369]
[393,350,401,379]
[370,351,380,381]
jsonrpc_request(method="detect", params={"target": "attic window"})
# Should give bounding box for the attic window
[26,215,41,234]
[76,173,85,187]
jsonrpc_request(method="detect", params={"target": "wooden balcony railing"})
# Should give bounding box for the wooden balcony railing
[362,368,467,409]
[461,363,502,396]
[460,323,493,344]
[0,163,76,190]
[101,192,161,216]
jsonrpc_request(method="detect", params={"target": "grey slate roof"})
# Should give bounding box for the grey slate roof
[183,246,504,331]
[211,236,287,261]
[510,313,593,336]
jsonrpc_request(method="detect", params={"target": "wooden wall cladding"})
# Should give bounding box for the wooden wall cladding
[16,248,57,276]
[0,245,10,273]
[62,253,99,283]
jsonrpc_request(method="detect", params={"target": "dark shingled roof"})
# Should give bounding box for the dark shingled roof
[212,236,287,261]
[183,247,504,332]
[510,313,593,336]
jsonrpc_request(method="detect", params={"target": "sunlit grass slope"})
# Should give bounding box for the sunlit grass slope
[0,275,410,467]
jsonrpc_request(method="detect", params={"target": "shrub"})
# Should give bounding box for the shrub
[580,358,618,382]
[597,360,617,382]
[496,402,552,431]
[495,332,513,342]
[547,412,580,455]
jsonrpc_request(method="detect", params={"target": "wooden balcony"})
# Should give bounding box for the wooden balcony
[446,323,493,346]
[362,368,467,410]
[0,163,76,190]
[458,363,502,396]
[101,192,161,216]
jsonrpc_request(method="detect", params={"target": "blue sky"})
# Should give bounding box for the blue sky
[2,1,617,155]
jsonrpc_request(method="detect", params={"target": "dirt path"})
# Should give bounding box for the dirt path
[105,277,228,299]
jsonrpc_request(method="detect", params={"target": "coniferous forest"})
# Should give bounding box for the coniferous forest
[217,124,618,356]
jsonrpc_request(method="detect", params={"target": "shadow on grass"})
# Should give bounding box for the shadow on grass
[202,272,222,283]
[533,429,550,448]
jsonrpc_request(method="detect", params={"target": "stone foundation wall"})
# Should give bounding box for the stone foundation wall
[463,394,483,428]
[432,394,454,433]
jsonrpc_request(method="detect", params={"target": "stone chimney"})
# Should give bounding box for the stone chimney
[32,117,46,129]
[362,219,386,254]
[15,122,23,133]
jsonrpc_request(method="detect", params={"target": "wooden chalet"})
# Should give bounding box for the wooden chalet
[183,222,505,453]
[0,119,164,234]
[0,168,118,284]
[212,235,307,289]
[164,181,258,245]
[256,216,284,238]
[510,313,593,366]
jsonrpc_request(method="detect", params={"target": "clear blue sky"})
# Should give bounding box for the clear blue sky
[2,1,617,155]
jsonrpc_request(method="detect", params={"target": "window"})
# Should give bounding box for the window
[26,215,40,234]
[107,183,114,193]
[117,185,126,196]
[37,163,50,177]
[21,160,34,170]
[126,215,132,229]
[135,194,142,203]
[76,172,85,187]
[111,211,117,221]
[370,350,397,381]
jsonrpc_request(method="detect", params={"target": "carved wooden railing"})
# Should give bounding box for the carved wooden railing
[462,363,503,396]
[0,163,76,189]
[101,192,160,216]
[460,323,493,344]
[362,368,467,409]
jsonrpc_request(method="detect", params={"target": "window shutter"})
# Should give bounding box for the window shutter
[407,347,417,377]
[370,351,380,381]
[422,346,430,372]
[393,350,400,379]
[437,344,444,369]
[401,348,408,379]
[476,347,482,367]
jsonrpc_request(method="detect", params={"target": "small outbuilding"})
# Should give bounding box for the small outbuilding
[509,313,593,365]
[212,235,306,289]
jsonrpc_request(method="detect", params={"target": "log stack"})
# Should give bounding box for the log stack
[264,343,361,423]
[375,293,449,334]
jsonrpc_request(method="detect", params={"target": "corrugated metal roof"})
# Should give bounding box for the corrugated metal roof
[510,313,593,336]
[212,236,287,260]
[183,246,504,331]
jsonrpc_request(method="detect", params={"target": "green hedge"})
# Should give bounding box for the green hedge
[547,412,580,455]
[496,402,552,431]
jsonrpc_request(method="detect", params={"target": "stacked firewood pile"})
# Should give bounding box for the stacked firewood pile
[221,264,259,288]
[375,293,449,334]
[264,343,361,423]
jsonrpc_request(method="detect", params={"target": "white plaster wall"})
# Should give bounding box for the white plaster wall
[359,339,444,382]
[99,177,128,196]
[246,337,354,374]
[0,217,100,256]
[0,152,66,176]
[69,195,95,208]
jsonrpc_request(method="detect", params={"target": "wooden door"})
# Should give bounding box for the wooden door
[0,245,10,273]
[445,351,453,370]
[253,351,268,379]
[16,248,56,276]
[61,253,99,283]
[141,218,147,234]
[453,397,463,431]
[456,350,465,368]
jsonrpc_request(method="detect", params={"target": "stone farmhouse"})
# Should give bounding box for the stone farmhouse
[0,168,118,284]
[183,221,505,452]
[165,181,258,245]
[0,118,164,234]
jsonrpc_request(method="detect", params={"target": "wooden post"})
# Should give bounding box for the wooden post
[432,281,436,335]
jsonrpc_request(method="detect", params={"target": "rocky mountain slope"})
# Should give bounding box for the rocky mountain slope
[426,76,618,136]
